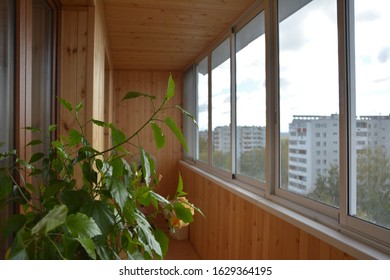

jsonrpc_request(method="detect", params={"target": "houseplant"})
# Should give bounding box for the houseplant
[0,74,199,260]
[162,174,200,240]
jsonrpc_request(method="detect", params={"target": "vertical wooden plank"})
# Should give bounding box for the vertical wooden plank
[60,10,78,135]
[319,240,331,259]
[262,211,270,259]
[299,230,309,259]
[308,234,320,259]
[76,10,88,125]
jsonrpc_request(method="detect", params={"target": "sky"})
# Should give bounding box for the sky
[197,0,390,133]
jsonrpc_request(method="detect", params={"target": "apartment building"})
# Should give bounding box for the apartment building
[288,115,390,195]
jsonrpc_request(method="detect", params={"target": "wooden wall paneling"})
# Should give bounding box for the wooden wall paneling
[113,71,183,196]
[188,168,202,257]
[76,10,88,126]
[60,9,88,183]
[298,230,309,259]
[180,164,356,260]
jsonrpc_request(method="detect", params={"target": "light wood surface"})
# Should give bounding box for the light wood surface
[113,70,183,197]
[103,0,256,70]
[180,164,356,260]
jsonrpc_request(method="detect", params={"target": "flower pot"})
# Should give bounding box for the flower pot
[169,226,188,240]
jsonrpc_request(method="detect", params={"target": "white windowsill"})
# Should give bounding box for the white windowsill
[180,160,390,260]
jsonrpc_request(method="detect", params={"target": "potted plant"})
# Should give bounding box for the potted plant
[162,174,202,241]
[0,74,200,259]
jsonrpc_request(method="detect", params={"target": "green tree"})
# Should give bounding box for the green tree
[238,148,266,181]
[212,150,230,171]
[280,137,289,188]
[357,146,390,228]
[198,134,208,162]
[308,164,339,207]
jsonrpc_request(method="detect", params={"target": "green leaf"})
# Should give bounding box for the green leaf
[164,117,188,152]
[76,237,96,260]
[29,152,44,164]
[82,162,98,184]
[83,201,115,236]
[61,190,90,214]
[140,149,151,187]
[122,91,156,100]
[58,97,73,112]
[7,230,29,260]
[176,173,185,196]
[48,124,57,133]
[16,159,34,170]
[66,212,102,239]
[133,211,162,257]
[165,74,175,100]
[31,205,68,235]
[23,126,40,132]
[95,236,113,260]
[26,139,43,146]
[174,202,193,223]
[110,126,127,152]
[69,129,83,146]
[75,102,83,112]
[151,122,165,149]
[175,105,198,126]
[107,177,128,210]
[92,119,109,127]
[2,214,26,239]
[154,228,169,258]
[111,157,124,178]
[0,174,13,199]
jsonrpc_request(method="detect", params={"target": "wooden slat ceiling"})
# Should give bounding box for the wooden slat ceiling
[102,0,257,71]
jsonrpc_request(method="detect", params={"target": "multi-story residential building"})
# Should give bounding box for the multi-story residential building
[212,125,266,155]
[288,115,390,195]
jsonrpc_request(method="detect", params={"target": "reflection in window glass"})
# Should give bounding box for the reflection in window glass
[236,12,266,182]
[278,0,339,207]
[196,57,209,162]
[0,0,14,156]
[32,0,54,153]
[212,39,231,171]
[350,0,390,229]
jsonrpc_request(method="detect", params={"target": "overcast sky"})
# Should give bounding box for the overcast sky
[198,0,390,133]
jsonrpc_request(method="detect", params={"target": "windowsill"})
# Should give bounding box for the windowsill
[180,160,390,260]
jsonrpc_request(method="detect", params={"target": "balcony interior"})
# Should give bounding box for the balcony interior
[1,0,389,260]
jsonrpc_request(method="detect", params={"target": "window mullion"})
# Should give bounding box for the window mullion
[230,28,237,178]
[208,55,212,167]
[337,0,349,226]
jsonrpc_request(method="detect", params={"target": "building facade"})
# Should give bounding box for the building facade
[288,115,390,195]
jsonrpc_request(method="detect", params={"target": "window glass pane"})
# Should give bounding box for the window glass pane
[0,0,14,258]
[31,0,54,153]
[212,39,231,171]
[0,0,14,156]
[197,57,209,162]
[278,0,339,207]
[183,67,196,160]
[236,12,266,182]
[350,0,390,229]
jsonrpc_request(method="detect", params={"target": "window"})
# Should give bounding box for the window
[196,57,209,163]
[0,0,14,258]
[211,39,231,171]
[31,0,57,153]
[183,66,196,160]
[192,9,267,186]
[349,0,390,230]
[278,0,339,207]
[236,12,266,182]
[0,0,14,156]
[183,0,390,250]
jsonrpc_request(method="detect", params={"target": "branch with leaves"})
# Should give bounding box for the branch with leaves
[0,74,201,260]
